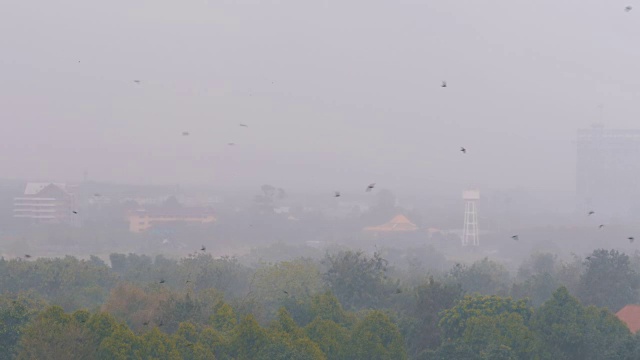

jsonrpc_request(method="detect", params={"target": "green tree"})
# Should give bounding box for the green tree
[511,272,560,307]
[229,315,268,360]
[95,324,138,360]
[173,322,216,360]
[0,295,44,360]
[253,259,323,320]
[577,249,640,312]
[462,312,538,359]
[531,286,633,360]
[439,295,531,340]
[323,251,391,310]
[305,319,350,360]
[350,311,407,360]
[447,258,511,296]
[211,302,237,333]
[135,327,180,360]
[309,291,352,325]
[15,306,98,360]
[403,277,463,358]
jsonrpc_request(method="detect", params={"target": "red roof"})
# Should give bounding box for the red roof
[616,305,640,333]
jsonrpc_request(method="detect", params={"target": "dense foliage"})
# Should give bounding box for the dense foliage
[1,248,640,359]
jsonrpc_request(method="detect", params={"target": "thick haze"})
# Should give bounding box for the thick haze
[2,0,640,194]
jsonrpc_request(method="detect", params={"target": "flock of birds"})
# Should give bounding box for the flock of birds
[510,209,636,247]
[20,5,638,261]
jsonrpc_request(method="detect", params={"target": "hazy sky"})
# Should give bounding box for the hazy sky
[2,0,640,194]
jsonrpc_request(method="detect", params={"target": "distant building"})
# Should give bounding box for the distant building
[14,183,77,225]
[363,214,418,234]
[577,125,640,218]
[127,207,216,233]
[616,304,640,333]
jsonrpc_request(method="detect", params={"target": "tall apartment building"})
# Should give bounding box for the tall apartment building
[576,124,640,218]
[14,183,77,224]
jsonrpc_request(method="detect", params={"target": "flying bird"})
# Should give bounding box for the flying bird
[511,235,519,241]
[586,256,592,260]
[460,147,467,154]
[441,81,447,88]
[227,142,235,146]
[625,6,633,12]
[588,211,595,216]
[72,211,78,214]
[366,183,376,192]
[282,290,289,295]
[629,236,635,243]
[182,131,190,136]
[201,245,206,251]
[94,193,101,197]
[599,224,605,229]
[133,80,141,84]
[24,254,31,259]
[334,191,341,198]
[159,279,165,284]
[239,124,249,127]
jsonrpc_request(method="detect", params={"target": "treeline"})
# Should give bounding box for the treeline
[2,248,640,359]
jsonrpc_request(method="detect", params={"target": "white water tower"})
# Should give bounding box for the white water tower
[462,189,480,246]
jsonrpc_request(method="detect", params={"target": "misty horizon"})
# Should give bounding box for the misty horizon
[4,1,640,195]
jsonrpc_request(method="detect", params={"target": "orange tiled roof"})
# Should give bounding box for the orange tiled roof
[616,305,640,333]
[364,214,418,232]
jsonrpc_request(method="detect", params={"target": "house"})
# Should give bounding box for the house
[616,304,640,333]
[127,207,216,233]
[13,183,77,225]
[363,214,418,233]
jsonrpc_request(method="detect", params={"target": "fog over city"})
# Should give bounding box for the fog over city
[3,1,640,359]
[2,0,639,192]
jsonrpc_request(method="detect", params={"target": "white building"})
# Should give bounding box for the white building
[14,183,77,224]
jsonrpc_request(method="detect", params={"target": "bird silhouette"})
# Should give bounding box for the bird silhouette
[334,191,341,198]
[511,235,519,241]
[239,124,248,127]
[201,245,206,251]
[182,132,189,136]
[159,279,165,284]
[586,256,592,260]
[441,81,447,88]
[599,224,605,229]
[629,237,635,243]
[94,193,101,197]
[228,142,235,146]
[133,80,141,84]
[588,211,595,216]
[283,290,289,295]
[460,147,467,154]
[24,254,31,259]
[366,183,376,192]
[625,5,633,12]
[72,211,78,214]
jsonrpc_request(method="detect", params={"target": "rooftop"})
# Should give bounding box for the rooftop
[616,304,640,333]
